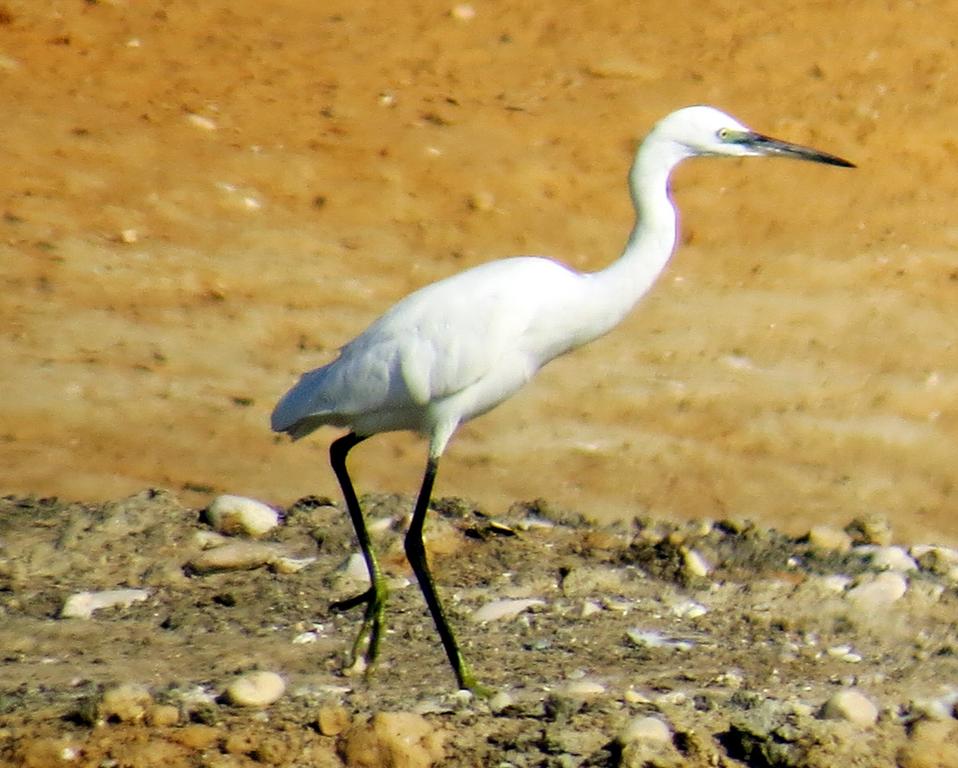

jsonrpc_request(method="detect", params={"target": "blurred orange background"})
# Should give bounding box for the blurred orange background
[2,0,957,543]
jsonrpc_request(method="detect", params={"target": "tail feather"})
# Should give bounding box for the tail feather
[271,366,338,437]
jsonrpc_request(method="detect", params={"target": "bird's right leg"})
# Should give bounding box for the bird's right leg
[328,432,387,675]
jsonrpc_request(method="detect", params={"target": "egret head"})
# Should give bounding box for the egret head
[650,105,854,167]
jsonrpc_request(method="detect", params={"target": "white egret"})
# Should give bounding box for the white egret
[271,105,853,693]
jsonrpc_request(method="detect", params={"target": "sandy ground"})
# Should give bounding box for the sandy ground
[3,0,958,764]
[2,0,958,543]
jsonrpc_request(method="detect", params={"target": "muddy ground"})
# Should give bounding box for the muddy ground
[1,489,957,766]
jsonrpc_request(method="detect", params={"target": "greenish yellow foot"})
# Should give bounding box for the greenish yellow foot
[331,577,388,677]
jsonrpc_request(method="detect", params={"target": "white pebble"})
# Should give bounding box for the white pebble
[61,589,149,619]
[580,600,603,618]
[820,689,878,726]
[272,556,316,574]
[818,574,852,593]
[488,691,514,713]
[225,671,286,708]
[367,516,395,535]
[626,628,695,651]
[827,644,854,658]
[560,679,606,697]
[206,495,279,538]
[670,599,708,619]
[339,552,372,584]
[908,689,958,721]
[808,525,852,552]
[857,545,918,572]
[471,598,544,623]
[517,517,554,531]
[714,669,744,689]
[620,715,671,745]
[845,571,908,607]
[624,688,652,705]
[450,3,476,20]
[682,548,711,578]
[911,544,958,564]
[187,541,282,573]
[186,113,217,131]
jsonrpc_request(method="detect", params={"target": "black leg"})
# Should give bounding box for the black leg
[404,456,489,695]
[329,432,387,674]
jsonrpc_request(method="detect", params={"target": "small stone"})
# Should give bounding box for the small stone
[602,596,633,612]
[857,545,918,572]
[820,689,879,726]
[146,703,180,727]
[845,514,893,546]
[187,541,282,574]
[206,495,279,538]
[61,589,150,619]
[272,555,316,574]
[714,669,744,689]
[624,688,652,705]
[626,628,695,651]
[339,552,372,584]
[619,715,671,745]
[317,705,351,736]
[682,548,711,578]
[16,738,85,767]
[818,574,852,593]
[561,566,631,597]
[450,3,475,20]
[580,600,603,618]
[368,516,395,535]
[559,679,606,698]
[186,113,217,131]
[544,725,608,756]
[827,644,854,658]
[897,720,958,768]
[341,711,445,768]
[99,683,153,723]
[670,599,708,619]
[845,571,908,608]
[471,598,544,623]
[487,691,514,713]
[908,692,958,722]
[118,228,138,244]
[171,724,222,750]
[911,544,958,564]
[807,525,852,553]
[912,545,958,578]
[583,58,663,81]
[225,671,286,708]
[224,732,258,755]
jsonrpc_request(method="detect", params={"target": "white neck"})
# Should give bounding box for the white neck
[583,135,686,336]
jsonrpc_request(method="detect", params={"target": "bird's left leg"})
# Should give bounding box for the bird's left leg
[404,456,491,696]
[328,432,387,675]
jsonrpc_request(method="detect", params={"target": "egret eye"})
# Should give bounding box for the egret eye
[717,127,732,141]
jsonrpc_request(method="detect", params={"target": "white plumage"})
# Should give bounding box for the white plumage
[271,105,853,692]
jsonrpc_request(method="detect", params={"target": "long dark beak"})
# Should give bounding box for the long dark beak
[745,132,855,168]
